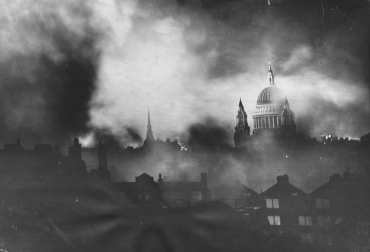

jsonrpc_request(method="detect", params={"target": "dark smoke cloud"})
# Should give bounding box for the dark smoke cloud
[0,1,106,146]
[92,127,142,150]
[182,117,233,149]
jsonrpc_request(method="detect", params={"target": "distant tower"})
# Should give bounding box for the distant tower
[143,110,155,151]
[234,99,251,148]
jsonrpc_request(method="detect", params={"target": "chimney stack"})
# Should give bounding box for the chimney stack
[68,137,82,159]
[276,174,289,183]
[98,141,107,170]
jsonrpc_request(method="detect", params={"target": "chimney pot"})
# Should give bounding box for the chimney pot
[276,174,289,183]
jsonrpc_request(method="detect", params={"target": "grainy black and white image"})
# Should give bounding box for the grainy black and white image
[0,0,369,251]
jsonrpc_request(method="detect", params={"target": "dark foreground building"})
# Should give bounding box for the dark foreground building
[112,173,211,207]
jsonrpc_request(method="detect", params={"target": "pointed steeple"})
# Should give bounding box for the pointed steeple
[146,110,154,141]
[267,61,275,86]
[239,98,244,109]
[234,98,250,148]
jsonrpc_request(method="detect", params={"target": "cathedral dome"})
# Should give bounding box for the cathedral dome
[257,86,289,106]
[251,63,296,136]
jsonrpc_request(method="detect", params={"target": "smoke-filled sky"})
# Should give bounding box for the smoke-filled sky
[0,0,369,147]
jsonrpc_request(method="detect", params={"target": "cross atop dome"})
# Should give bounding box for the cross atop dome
[267,61,275,86]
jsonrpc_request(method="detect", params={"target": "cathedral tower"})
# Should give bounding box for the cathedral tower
[234,99,251,148]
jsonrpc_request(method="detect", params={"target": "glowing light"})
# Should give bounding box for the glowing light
[79,133,95,147]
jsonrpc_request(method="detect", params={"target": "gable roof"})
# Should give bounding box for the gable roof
[262,182,304,197]
[239,184,259,196]
[136,173,153,179]
[262,175,305,197]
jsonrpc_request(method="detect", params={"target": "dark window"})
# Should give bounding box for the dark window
[316,199,330,209]
[300,233,313,244]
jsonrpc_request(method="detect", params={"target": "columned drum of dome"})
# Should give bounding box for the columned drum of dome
[252,64,296,136]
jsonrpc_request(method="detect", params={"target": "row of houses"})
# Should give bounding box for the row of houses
[2,138,368,250]
[226,172,370,251]
[84,138,370,250]
[102,167,369,250]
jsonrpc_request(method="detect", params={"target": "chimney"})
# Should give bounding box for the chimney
[17,137,20,145]
[68,137,82,159]
[158,173,163,183]
[98,141,107,170]
[276,174,289,183]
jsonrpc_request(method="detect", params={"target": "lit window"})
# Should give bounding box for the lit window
[299,216,312,226]
[145,195,149,200]
[292,193,297,196]
[266,199,272,208]
[266,199,279,208]
[274,216,281,225]
[268,216,274,225]
[268,215,281,225]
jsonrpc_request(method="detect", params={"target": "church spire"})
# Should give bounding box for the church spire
[239,98,244,109]
[146,110,154,140]
[267,62,275,86]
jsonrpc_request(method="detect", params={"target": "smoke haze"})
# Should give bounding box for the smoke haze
[0,0,368,147]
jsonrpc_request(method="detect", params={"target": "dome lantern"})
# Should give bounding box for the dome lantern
[267,62,274,86]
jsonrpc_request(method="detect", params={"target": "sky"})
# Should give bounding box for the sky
[0,0,369,148]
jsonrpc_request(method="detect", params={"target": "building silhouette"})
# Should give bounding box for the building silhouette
[142,110,181,153]
[259,174,313,247]
[112,172,211,206]
[234,99,251,148]
[89,141,111,181]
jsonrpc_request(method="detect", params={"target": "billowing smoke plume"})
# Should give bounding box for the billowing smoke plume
[0,0,107,146]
